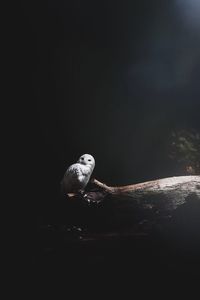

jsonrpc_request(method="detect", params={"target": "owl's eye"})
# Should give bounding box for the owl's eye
[88,159,91,162]
[81,157,84,160]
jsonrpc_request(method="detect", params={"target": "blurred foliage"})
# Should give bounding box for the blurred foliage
[168,129,200,175]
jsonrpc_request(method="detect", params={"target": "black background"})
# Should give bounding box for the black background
[18,1,200,184]
[13,0,200,294]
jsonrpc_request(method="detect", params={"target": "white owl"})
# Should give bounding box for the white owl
[61,154,95,196]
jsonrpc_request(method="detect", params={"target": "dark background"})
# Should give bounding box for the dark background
[18,0,200,195]
[14,0,200,293]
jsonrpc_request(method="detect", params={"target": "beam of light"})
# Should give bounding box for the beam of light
[176,0,200,29]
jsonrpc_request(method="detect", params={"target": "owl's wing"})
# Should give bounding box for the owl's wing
[61,163,84,194]
[65,163,84,178]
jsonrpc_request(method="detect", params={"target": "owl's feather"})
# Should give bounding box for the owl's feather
[61,154,95,195]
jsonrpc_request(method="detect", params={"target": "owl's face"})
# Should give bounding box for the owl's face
[78,154,95,168]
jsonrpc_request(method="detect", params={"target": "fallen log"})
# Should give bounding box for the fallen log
[42,175,200,245]
[90,175,200,210]
[73,175,200,240]
[37,175,200,275]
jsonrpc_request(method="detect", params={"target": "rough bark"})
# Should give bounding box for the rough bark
[57,175,199,242]
[91,175,200,211]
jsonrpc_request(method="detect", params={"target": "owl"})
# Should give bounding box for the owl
[61,154,95,196]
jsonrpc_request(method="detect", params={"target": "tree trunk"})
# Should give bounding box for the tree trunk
[91,175,200,211]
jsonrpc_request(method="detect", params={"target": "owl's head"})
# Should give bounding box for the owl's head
[78,154,95,169]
